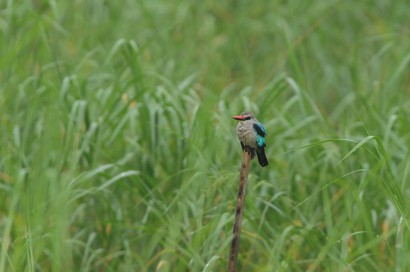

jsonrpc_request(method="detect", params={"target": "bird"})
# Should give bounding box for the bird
[233,112,268,167]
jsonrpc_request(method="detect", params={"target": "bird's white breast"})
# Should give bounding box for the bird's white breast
[236,122,257,148]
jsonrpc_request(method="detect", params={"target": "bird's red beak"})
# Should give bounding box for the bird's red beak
[233,115,245,120]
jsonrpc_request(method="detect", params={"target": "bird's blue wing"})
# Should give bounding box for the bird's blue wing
[253,122,266,137]
[253,123,266,147]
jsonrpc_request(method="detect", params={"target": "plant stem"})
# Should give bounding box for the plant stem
[228,150,251,272]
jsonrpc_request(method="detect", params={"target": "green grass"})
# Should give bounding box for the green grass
[1,0,410,271]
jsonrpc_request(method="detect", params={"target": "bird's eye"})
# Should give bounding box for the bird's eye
[245,116,251,120]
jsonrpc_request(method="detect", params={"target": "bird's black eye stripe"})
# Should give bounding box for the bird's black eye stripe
[245,116,251,120]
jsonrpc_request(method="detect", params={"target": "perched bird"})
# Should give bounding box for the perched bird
[233,112,268,167]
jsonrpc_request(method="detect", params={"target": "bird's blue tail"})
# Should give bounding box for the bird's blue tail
[257,148,268,167]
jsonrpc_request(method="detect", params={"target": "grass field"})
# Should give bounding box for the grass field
[1,1,410,271]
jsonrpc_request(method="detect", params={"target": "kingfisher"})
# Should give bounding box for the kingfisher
[233,112,268,167]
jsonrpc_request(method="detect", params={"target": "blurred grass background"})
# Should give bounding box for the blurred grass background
[1,0,410,271]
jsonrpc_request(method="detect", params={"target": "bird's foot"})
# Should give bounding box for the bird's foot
[243,146,255,159]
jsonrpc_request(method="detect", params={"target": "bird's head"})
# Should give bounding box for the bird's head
[232,112,255,121]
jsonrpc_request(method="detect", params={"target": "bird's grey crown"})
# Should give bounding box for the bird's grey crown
[240,112,255,119]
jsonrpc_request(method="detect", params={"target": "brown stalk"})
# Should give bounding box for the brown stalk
[228,149,251,272]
